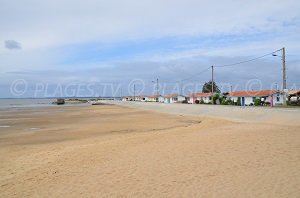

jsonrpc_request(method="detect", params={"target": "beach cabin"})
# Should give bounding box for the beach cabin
[122,96,135,101]
[189,92,213,104]
[227,90,284,106]
[270,91,285,106]
[134,96,141,101]
[141,96,149,102]
[164,94,186,104]
[148,95,164,102]
[132,96,148,102]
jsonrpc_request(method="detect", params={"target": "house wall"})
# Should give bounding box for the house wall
[149,97,164,102]
[230,96,236,102]
[164,98,171,103]
[134,97,142,101]
[244,97,254,105]
[202,96,211,103]
[189,96,212,104]
[177,96,186,102]
[170,97,177,103]
[158,97,164,103]
[141,97,149,102]
[269,93,284,106]
[164,96,186,103]
[230,96,255,105]
[197,97,211,103]
[189,97,194,104]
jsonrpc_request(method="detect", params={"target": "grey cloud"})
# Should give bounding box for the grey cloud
[5,40,22,50]
[3,54,299,98]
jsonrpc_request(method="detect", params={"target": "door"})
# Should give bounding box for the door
[241,97,245,106]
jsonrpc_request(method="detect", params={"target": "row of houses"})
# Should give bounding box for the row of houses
[122,94,185,103]
[122,90,300,106]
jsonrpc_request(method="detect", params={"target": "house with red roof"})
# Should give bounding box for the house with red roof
[164,94,186,103]
[226,90,285,106]
[189,92,213,104]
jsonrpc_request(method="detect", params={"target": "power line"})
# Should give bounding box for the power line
[160,66,211,84]
[214,49,282,68]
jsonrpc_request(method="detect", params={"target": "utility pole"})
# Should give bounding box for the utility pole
[156,78,159,96]
[211,65,214,93]
[133,84,136,101]
[282,47,287,105]
[273,47,287,105]
[282,47,286,90]
[180,80,183,96]
[156,78,159,102]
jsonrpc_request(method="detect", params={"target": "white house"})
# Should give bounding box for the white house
[164,94,186,104]
[140,96,149,102]
[122,96,134,101]
[148,95,164,102]
[227,90,284,106]
[189,92,213,104]
[133,96,149,102]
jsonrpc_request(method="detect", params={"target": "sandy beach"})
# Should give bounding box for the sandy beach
[0,103,300,197]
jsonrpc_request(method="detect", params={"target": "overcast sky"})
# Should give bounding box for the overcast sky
[1,0,300,97]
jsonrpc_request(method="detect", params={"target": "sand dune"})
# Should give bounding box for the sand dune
[0,104,299,197]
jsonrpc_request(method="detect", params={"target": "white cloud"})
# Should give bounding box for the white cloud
[1,0,299,50]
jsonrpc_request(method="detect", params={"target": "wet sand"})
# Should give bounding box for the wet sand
[0,104,299,197]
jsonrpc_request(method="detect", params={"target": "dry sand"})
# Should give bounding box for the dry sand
[0,104,299,197]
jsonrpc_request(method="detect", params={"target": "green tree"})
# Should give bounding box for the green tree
[202,81,220,93]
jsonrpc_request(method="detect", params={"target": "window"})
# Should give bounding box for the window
[252,97,256,102]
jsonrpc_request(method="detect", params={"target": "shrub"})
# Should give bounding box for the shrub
[224,99,232,105]
[212,94,220,104]
[182,100,188,104]
[254,98,261,106]
[195,100,200,104]
[220,97,227,105]
[227,99,233,105]
[200,99,204,104]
